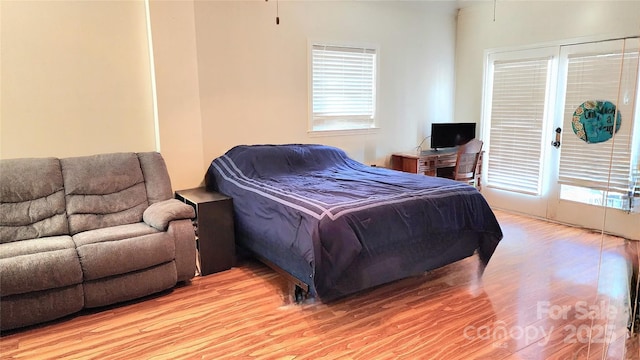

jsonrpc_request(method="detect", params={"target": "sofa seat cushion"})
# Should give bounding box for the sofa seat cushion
[73,223,175,281]
[0,236,83,296]
[0,157,68,243]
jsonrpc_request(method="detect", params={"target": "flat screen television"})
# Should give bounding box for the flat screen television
[430,122,476,150]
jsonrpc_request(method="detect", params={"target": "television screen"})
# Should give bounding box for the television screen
[430,123,476,150]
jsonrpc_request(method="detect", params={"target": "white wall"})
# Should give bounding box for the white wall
[1,0,459,190]
[0,0,156,159]
[193,1,458,174]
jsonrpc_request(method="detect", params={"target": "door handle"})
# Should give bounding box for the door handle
[551,127,561,148]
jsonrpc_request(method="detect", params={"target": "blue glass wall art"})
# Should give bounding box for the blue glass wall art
[571,100,622,144]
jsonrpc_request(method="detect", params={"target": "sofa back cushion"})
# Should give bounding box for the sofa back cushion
[61,153,149,235]
[0,158,69,243]
[137,152,173,205]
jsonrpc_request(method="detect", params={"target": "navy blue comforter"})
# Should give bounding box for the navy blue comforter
[206,144,502,299]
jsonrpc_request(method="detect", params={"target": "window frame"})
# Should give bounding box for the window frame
[308,40,379,135]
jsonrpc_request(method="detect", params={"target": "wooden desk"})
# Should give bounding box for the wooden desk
[390,151,484,189]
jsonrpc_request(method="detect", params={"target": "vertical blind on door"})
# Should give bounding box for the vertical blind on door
[487,57,550,195]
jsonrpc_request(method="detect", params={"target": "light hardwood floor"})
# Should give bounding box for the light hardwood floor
[1,210,639,359]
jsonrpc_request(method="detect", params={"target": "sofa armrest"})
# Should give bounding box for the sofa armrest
[143,199,195,231]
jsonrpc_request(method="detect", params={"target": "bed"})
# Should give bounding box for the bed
[205,144,503,302]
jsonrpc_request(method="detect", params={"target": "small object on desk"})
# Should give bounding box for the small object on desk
[175,187,236,276]
[419,148,458,156]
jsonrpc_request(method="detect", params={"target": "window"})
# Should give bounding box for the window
[310,44,377,132]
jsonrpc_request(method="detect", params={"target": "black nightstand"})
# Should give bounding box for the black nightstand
[175,187,235,276]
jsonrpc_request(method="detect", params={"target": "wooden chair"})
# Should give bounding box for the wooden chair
[453,138,483,187]
[439,138,483,188]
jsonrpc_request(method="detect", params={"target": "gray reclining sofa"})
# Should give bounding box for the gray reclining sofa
[0,152,196,331]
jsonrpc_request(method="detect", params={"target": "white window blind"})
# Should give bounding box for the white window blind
[486,57,550,194]
[311,44,376,131]
[558,49,639,196]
